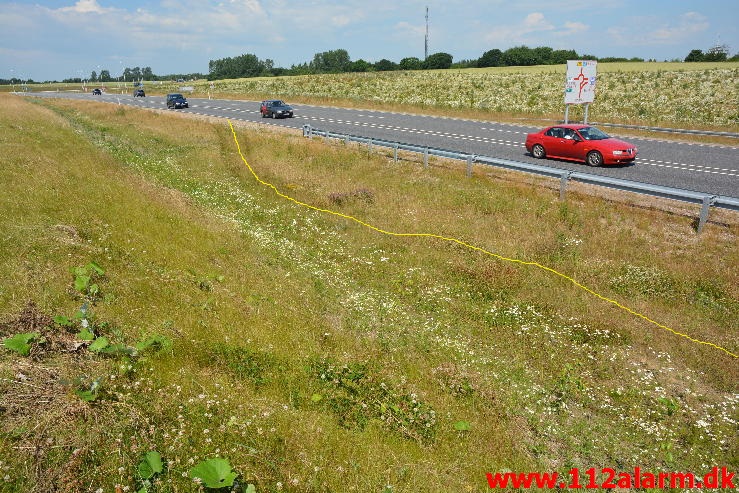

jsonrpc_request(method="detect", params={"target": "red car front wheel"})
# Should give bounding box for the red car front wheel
[587,151,603,167]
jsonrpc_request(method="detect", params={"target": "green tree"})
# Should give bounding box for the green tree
[399,57,422,70]
[502,46,539,66]
[350,59,371,72]
[533,46,553,64]
[704,45,728,61]
[310,49,351,73]
[99,70,111,82]
[234,53,264,77]
[550,49,579,65]
[423,52,453,69]
[478,49,503,67]
[288,63,312,75]
[374,59,397,71]
[684,49,704,62]
[208,53,267,80]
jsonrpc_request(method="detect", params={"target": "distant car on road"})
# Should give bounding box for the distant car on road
[133,89,145,97]
[525,124,637,167]
[260,100,294,119]
[92,88,102,95]
[166,93,188,109]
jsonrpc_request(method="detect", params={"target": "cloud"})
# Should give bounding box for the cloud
[58,0,109,14]
[652,12,709,42]
[522,12,554,32]
[560,21,588,36]
[331,14,352,27]
[484,12,588,45]
[394,21,426,37]
[608,12,710,46]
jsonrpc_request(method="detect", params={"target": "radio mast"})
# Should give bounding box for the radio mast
[424,6,429,60]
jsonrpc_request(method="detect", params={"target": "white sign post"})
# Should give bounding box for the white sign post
[564,60,597,123]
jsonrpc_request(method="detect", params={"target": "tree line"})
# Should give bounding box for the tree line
[1,44,735,86]
[206,46,597,80]
[206,44,737,80]
[684,44,735,62]
[57,66,205,84]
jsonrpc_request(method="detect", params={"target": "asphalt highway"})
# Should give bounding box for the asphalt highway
[22,92,739,199]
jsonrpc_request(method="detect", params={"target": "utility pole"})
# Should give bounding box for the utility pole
[424,6,429,60]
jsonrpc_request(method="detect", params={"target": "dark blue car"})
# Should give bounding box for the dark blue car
[166,93,188,109]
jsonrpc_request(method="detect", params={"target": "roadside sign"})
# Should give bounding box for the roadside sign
[565,60,597,104]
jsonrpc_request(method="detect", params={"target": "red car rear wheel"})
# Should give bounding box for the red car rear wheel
[532,144,546,159]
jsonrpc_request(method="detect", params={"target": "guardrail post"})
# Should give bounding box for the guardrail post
[343,134,348,145]
[697,195,716,234]
[394,144,399,163]
[303,126,739,223]
[560,171,573,201]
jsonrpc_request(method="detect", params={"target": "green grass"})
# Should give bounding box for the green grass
[0,94,737,492]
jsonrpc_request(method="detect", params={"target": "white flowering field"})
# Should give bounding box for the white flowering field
[191,62,739,127]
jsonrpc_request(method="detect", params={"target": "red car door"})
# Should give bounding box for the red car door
[559,128,583,160]
[545,127,568,158]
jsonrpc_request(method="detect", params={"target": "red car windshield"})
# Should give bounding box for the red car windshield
[578,127,610,140]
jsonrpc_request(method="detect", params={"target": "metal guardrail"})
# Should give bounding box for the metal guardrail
[302,125,739,234]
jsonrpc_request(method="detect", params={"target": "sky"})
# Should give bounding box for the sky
[1,0,737,82]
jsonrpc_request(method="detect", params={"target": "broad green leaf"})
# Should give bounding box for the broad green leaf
[244,484,257,493]
[74,275,90,292]
[87,261,105,275]
[3,333,39,356]
[135,335,172,352]
[78,327,95,341]
[100,343,135,356]
[137,451,163,479]
[54,315,73,326]
[310,393,323,403]
[454,420,471,431]
[75,389,97,402]
[88,336,110,352]
[189,458,237,489]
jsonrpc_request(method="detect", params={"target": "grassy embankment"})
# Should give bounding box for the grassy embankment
[0,93,737,492]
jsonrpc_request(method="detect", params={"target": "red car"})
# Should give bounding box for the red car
[525,124,637,166]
